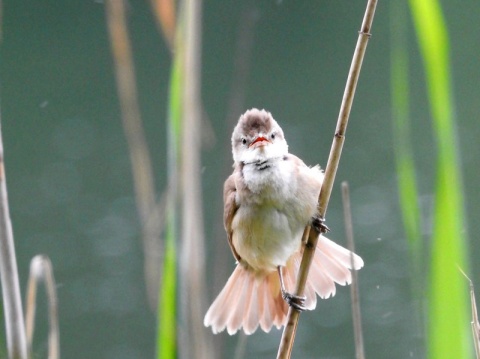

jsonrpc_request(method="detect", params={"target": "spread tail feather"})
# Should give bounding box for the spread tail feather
[308,235,364,299]
[204,235,363,334]
[204,265,287,335]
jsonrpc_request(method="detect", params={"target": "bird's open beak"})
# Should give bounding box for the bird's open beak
[249,136,271,148]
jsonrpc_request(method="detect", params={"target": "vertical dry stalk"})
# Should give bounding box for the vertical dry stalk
[277,1,378,357]
[0,122,28,359]
[25,255,59,359]
[105,0,163,309]
[458,267,480,358]
[221,6,258,356]
[472,282,480,359]
[468,279,480,359]
[341,182,365,359]
[150,0,176,51]
[179,0,213,358]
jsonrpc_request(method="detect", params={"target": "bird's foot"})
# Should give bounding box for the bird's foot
[281,290,306,312]
[312,215,330,234]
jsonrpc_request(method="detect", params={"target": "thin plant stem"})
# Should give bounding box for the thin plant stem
[458,267,480,359]
[25,255,59,359]
[179,0,213,358]
[0,121,28,359]
[341,182,365,359]
[150,0,176,51]
[105,0,163,310]
[223,6,258,357]
[276,1,378,357]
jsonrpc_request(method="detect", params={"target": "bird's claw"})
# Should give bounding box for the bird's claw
[312,215,330,234]
[282,290,306,312]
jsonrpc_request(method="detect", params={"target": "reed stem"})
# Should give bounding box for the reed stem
[276,1,378,357]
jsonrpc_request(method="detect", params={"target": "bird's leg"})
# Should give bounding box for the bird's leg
[277,266,306,312]
[311,214,330,234]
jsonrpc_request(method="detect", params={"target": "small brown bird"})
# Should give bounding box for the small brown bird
[204,108,363,335]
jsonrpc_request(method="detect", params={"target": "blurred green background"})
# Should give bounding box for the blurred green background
[1,0,480,358]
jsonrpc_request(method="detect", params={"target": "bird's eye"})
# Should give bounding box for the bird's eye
[271,132,276,140]
[241,138,247,145]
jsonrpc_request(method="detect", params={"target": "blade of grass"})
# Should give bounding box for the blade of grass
[408,0,470,357]
[390,1,424,352]
[156,15,183,359]
[390,0,422,266]
[157,206,177,359]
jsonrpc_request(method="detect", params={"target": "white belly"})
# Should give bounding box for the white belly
[232,158,321,271]
[232,205,304,271]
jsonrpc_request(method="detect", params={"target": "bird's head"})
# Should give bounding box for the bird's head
[231,108,288,164]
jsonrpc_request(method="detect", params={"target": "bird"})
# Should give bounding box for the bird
[204,108,364,335]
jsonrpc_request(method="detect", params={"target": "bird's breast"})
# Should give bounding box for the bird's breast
[232,159,311,271]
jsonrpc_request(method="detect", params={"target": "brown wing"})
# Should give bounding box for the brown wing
[223,172,242,262]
